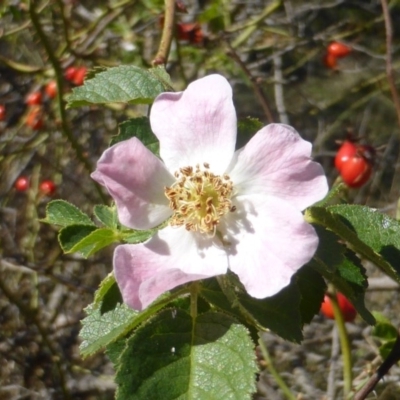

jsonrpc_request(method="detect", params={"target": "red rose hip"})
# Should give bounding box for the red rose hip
[64,66,78,81]
[26,106,44,130]
[321,293,357,322]
[72,67,87,86]
[340,156,372,188]
[0,104,5,121]
[14,176,30,192]
[334,140,358,172]
[26,91,42,106]
[327,42,352,58]
[39,180,57,196]
[45,80,58,99]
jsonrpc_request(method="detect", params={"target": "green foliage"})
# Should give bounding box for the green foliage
[296,266,327,325]
[57,224,97,252]
[94,205,118,228]
[93,273,123,314]
[306,203,400,325]
[328,205,400,277]
[59,226,118,258]
[80,303,138,358]
[8,0,400,397]
[237,117,264,148]
[111,117,159,156]
[238,285,304,343]
[120,228,155,244]
[372,312,399,359]
[41,200,94,227]
[200,268,325,343]
[307,205,400,284]
[67,66,172,108]
[43,200,154,258]
[114,309,257,400]
[106,338,128,368]
[79,287,190,358]
[94,272,117,307]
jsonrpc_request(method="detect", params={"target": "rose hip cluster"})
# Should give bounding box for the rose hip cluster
[334,138,375,188]
[323,41,352,69]
[14,176,56,196]
[23,65,87,131]
[159,12,204,45]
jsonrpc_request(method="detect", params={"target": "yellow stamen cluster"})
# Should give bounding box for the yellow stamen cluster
[165,163,236,234]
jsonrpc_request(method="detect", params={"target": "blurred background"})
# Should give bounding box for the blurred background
[1,0,400,398]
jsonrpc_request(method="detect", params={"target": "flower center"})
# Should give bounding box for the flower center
[165,163,236,234]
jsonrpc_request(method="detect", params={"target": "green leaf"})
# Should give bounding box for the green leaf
[58,225,97,253]
[148,66,174,90]
[373,321,398,342]
[372,312,398,348]
[121,228,154,244]
[100,281,123,314]
[106,338,128,368]
[115,310,257,400]
[79,286,191,357]
[378,339,398,359]
[296,265,326,325]
[199,278,258,342]
[41,200,94,227]
[67,65,171,108]
[308,222,375,324]
[201,276,303,343]
[94,273,116,306]
[80,303,138,358]
[336,250,368,289]
[61,227,118,258]
[238,282,303,343]
[94,205,118,228]
[200,278,237,316]
[328,204,400,279]
[306,206,400,284]
[333,254,374,325]
[93,273,123,314]
[110,117,159,156]
[313,224,346,271]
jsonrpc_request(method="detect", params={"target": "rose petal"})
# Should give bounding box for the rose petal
[150,74,237,175]
[114,226,228,310]
[227,123,328,210]
[220,194,319,299]
[91,137,174,230]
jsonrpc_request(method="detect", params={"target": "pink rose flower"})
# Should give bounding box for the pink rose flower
[92,74,328,310]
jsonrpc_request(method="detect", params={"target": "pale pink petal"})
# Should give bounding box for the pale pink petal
[150,75,237,175]
[220,194,319,299]
[227,124,328,210]
[114,226,228,310]
[91,137,174,230]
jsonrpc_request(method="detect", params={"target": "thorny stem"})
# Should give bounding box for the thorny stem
[329,291,353,398]
[354,330,400,400]
[258,338,297,400]
[273,53,289,125]
[380,0,400,132]
[0,278,71,399]
[327,326,340,400]
[56,0,126,62]
[225,40,275,123]
[380,0,400,203]
[28,0,107,203]
[152,0,176,66]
